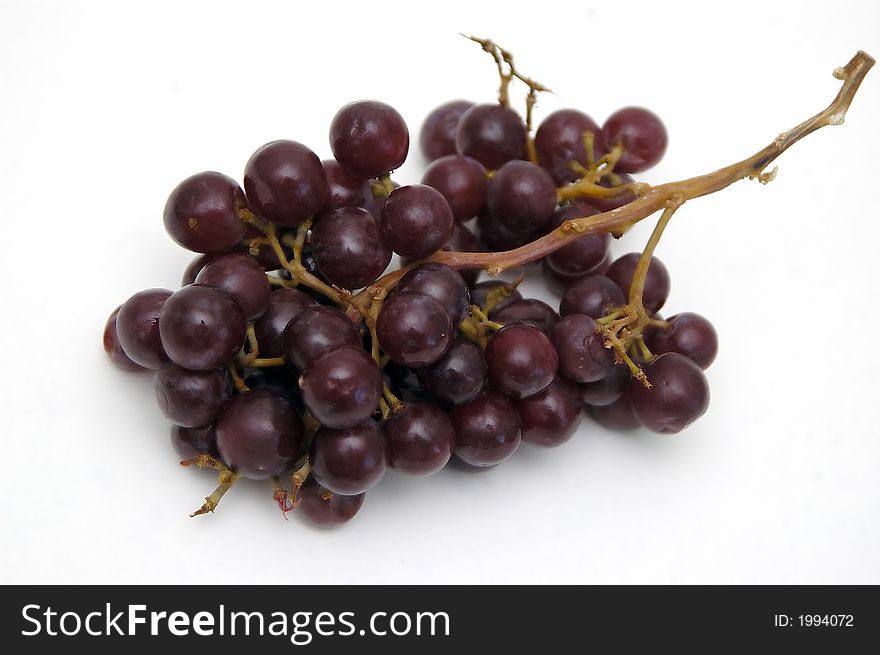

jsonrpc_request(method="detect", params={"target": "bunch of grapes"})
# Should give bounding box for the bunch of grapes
[102,38,870,527]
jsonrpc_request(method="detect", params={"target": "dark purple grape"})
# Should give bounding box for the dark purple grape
[170,423,218,460]
[443,222,482,286]
[383,361,427,403]
[243,140,328,227]
[103,306,145,371]
[560,275,625,318]
[377,292,452,367]
[398,262,470,325]
[416,339,487,406]
[330,100,409,179]
[588,393,641,431]
[643,312,718,370]
[310,420,387,495]
[449,390,522,467]
[380,185,454,259]
[456,104,527,170]
[382,402,454,475]
[182,253,224,286]
[163,172,247,253]
[116,288,173,369]
[299,345,382,429]
[253,288,317,359]
[492,299,559,333]
[476,209,537,251]
[158,285,246,370]
[297,476,365,528]
[629,353,709,433]
[321,159,373,211]
[420,100,474,161]
[535,109,605,185]
[485,324,558,400]
[516,377,583,447]
[281,305,362,370]
[544,204,609,277]
[194,253,270,321]
[486,160,557,232]
[421,154,487,221]
[311,206,392,289]
[605,253,670,315]
[155,363,231,428]
[470,280,523,317]
[242,366,302,410]
[542,256,610,296]
[550,314,614,383]
[580,361,630,407]
[214,389,302,479]
[602,107,668,173]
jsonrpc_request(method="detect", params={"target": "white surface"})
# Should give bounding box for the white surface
[1,0,878,585]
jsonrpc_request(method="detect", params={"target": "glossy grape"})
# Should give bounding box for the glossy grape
[398,262,470,325]
[116,288,172,369]
[158,285,246,370]
[311,206,392,289]
[602,106,668,173]
[421,154,487,221]
[486,160,557,232]
[310,420,387,495]
[534,109,605,185]
[629,353,710,434]
[420,99,474,161]
[155,363,231,428]
[476,209,537,251]
[322,158,373,211]
[416,339,487,406]
[542,256,610,296]
[382,402,454,475]
[560,275,625,318]
[455,103,527,170]
[580,361,630,407]
[605,253,671,315]
[516,377,583,447]
[181,253,223,286]
[163,171,247,253]
[449,390,522,467]
[380,185,454,259]
[299,345,382,429]
[297,476,365,528]
[588,393,641,431]
[330,100,409,179]
[242,366,302,410]
[485,324,558,400]
[253,288,317,359]
[103,306,145,371]
[170,423,218,460]
[281,305,362,370]
[550,314,614,383]
[643,312,718,370]
[544,204,609,277]
[377,292,452,367]
[244,140,328,227]
[492,299,559,333]
[194,253,270,321]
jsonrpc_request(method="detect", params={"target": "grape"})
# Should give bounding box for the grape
[330,100,409,179]
[588,393,641,431]
[469,280,523,317]
[383,361,428,403]
[630,353,710,433]
[580,361,630,407]
[534,108,605,185]
[643,312,718,369]
[163,171,247,253]
[476,209,537,251]
[560,275,625,318]
[310,420,387,495]
[486,160,557,232]
[103,306,145,371]
[253,288,317,359]
[310,206,392,289]
[549,314,614,383]
[583,172,638,213]
[182,253,223,286]
[299,345,382,429]
[281,305,362,370]
[542,257,610,296]
[380,185,454,259]
[602,107,668,173]
[516,377,583,447]
[398,262,470,325]
[382,401,454,475]
[115,288,173,369]
[544,204,609,277]
[170,423,218,460]
[420,100,474,161]
[242,366,303,410]
[243,140,328,227]
[421,154,487,221]
[322,159,373,211]
[455,103,527,170]
[158,285,246,370]
[297,476,365,528]
[405,221,482,287]
[155,363,232,428]
[492,299,559,333]
[377,292,452,367]
[485,324,558,400]
[416,339,487,406]
[194,253,271,321]
[449,390,522,467]
[605,253,670,315]
[214,388,302,479]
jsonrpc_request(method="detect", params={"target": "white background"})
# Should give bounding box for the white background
[2,0,878,584]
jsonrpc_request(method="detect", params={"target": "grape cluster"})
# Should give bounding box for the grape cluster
[103,55,720,528]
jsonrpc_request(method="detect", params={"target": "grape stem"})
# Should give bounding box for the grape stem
[345,50,874,324]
